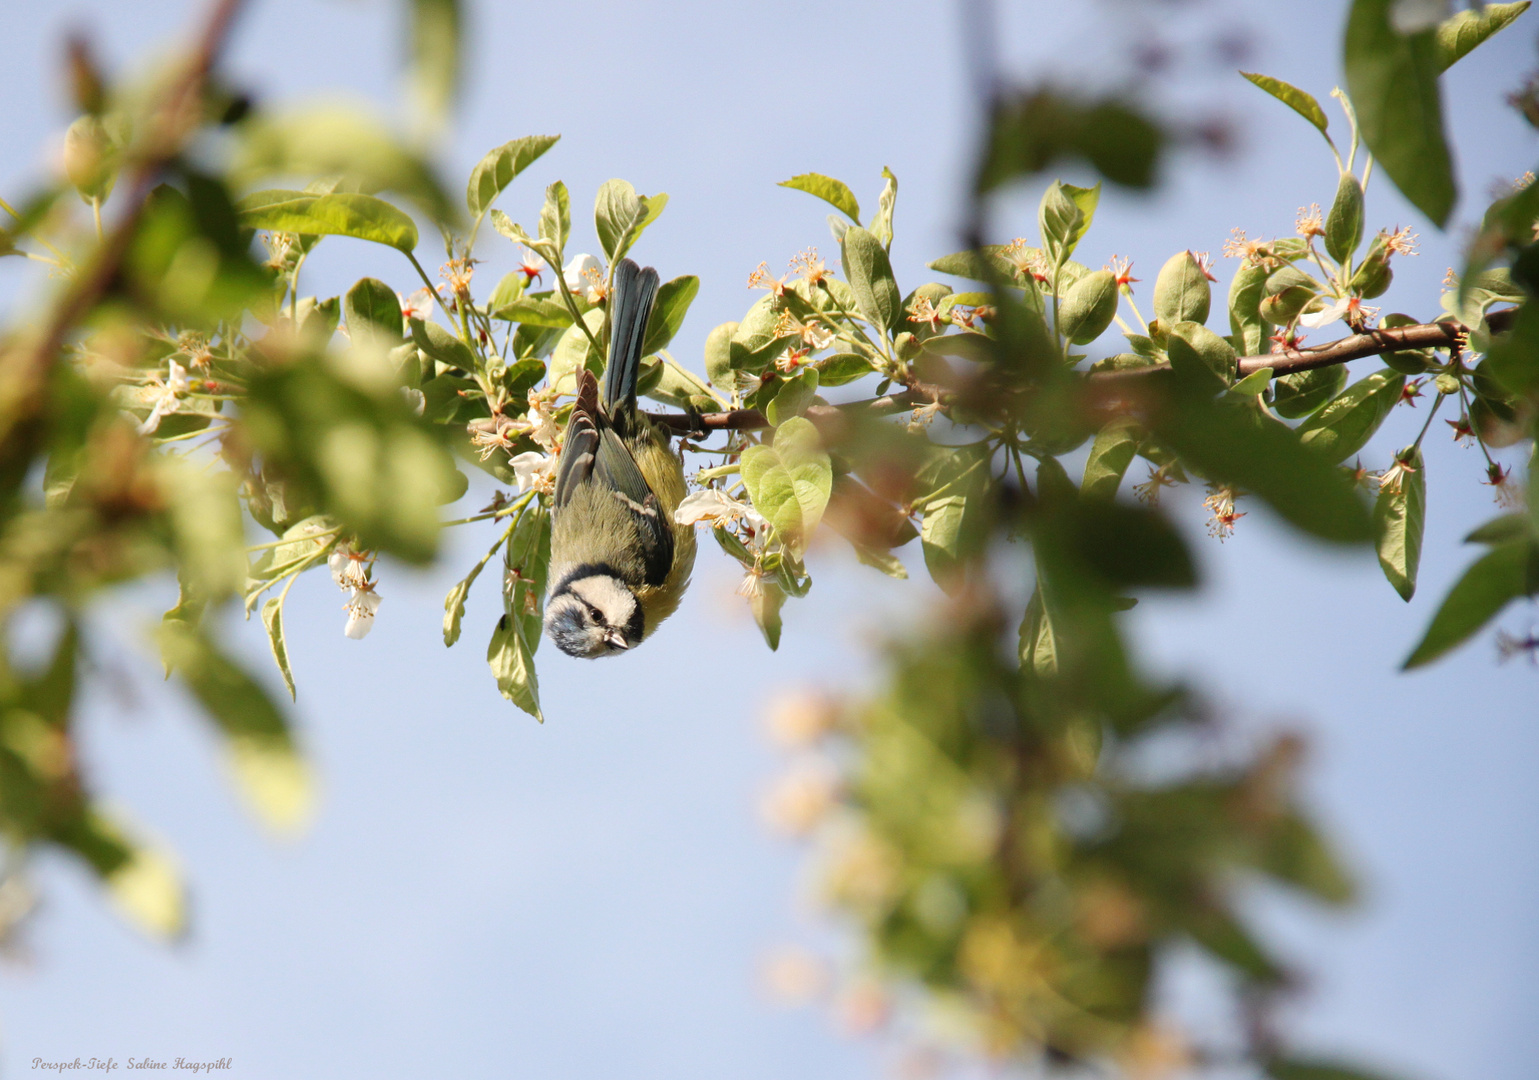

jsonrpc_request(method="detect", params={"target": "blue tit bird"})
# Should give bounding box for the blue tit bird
[543,257,697,658]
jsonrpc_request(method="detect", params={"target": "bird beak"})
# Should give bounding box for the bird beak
[604,630,630,651]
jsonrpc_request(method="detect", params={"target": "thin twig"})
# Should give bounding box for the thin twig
[1089,308,1514,385]
[0,0,249,447]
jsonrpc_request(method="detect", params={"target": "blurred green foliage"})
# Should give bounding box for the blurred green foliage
[0,0,1533,1077]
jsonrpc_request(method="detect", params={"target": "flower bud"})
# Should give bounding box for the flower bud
[1349,249,1393,299]
[1153,251,1211,326]
[1057,269,1119,345]
[62,114,119,201]
[1324,172,1365,264]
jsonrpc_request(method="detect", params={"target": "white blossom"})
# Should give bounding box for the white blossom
[675,488,766,531]
[401,387,426,416]
[509,451,555,495]
[399,287,435,322]
[328,542,369,591]
[562,253,606,303]
[137,359,190,435]
[342,584,381,639]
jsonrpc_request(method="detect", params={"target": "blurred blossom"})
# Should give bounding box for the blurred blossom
[763,689,841,749]
[759,946,828,1004]
[821,826,902,913]
[1075,880,1147,949]
[833,979,890,1036]
[951,795,1003,859]
[760,760,840,837]
[1118,1023,1193,1080]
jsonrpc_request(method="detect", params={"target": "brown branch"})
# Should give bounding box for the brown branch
[0,0,248,446]
[649,388,930,434]
[651,309,1519,434]
[1088,307,1516,385]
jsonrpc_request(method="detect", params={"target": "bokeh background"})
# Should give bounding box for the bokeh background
[0,0,1535,1076]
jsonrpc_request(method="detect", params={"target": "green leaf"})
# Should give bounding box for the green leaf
[1228,260,1270,356]
[594,179,666,264]
[1240,72,1330,134]
[1228,366,1274,397]
[1153,250,1211,326]
[1344,0,1457,226]
[1374,447,1424,601]
[1167,320,1236,391]
[231,107,454,223]
[641,275,699,355]
[487,614,542,721]
[243,359,456,563]
[487,506,549,721]
[548,309,606,393]
[976,89,1163,190]
[465,135,559,219]
[926,247,1019,282]
[1403,540,1538,668]
[1267,1057,1416,1080]
[841,225,903,339]
[410,316,479,372]
[1296,368,1405,462]
[779,172,860,222]
[1038,180,1100,268]
[444,516,515,647]
[816,352,875,386]
[407,0,461,126]
[260,596,297,702]
[161,457,246,602]
[237,190,418,253]
[750,580,786,651]
[766,369,819,426]
[103,833,186,939]
[1465,513,1534,545]
[869,166,898,248]
[1057,269,1119,345]
[539,180,570,259]
[1018,585,1058,675]
[740,417,833,558]
[489,209,535,248]
[1153,394,1374,543]
[1325,172,1365,264]
[1435,1,1529,71]
[345,277,405,346]
[1082,416,1141,500]
[157,622,312,833]
[491,295,573,328]
[1273,365,1348,419]
[916,444,993,592]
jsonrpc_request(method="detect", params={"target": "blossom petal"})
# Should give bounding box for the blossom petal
[1298,296,1350,329]
[343,587,381,639]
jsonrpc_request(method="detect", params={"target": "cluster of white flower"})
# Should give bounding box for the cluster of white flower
[329,541,380,639]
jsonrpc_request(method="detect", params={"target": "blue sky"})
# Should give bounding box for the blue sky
[0,1,1535,1078]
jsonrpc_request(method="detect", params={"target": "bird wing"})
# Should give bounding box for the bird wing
[553,369,674,586]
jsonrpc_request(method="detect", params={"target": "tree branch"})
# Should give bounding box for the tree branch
[648,389,931,434]
[1088,307,1515,385]
[0,0,248,447]
[648,310,1518,434]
